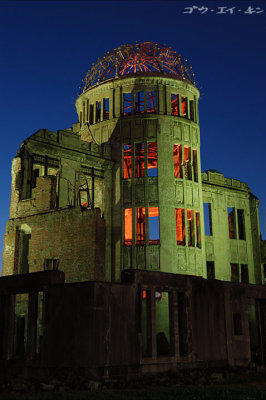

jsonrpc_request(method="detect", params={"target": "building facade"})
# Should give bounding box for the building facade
[1,42,266,379]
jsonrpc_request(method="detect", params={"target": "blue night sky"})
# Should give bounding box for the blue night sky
[0,0,265,270]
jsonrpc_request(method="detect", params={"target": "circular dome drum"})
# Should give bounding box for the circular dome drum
[80,42,195,93]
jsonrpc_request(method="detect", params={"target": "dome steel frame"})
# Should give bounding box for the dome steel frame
[79,42,195,94]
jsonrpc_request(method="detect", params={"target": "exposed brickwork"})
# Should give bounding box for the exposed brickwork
[2,223,17,276]
[9,157,22,219]
[2,208,105,282]
[11,175,57,219]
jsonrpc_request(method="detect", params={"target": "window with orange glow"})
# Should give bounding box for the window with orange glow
[103,98,109,119]
[142,289,147,299]
[187,210,194,246]
[193,149,198,182]
[181,97,187,117]
[147,91,157,113]
[123,144,132,179]
[147,142,158,177]
[123,93,132,115]
[173,144,182,178]
[183,146,192,180]
[135,143,145,178]
[175,208,185,245]
[171,94,179,116]
[135,91,144,114]
[124,208,132,245]
[228,207,236,239]
[196,212,201,248]
[149,207,159,244]
[136,207,146,245]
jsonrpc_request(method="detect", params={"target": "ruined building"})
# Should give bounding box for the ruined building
[1,42,266,379]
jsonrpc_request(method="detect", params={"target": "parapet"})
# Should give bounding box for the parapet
[202,170,250,192]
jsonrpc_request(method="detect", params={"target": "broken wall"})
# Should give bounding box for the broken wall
[202,170,261,284]
[3,207,105,282]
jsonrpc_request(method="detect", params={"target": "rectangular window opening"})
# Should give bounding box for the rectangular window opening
[175,208,185,245]
[171,94,179,116]
[228,207,236,239]
[204,203,212,236]
[189,100,194,121]
[123,93,132,115]
[241,264,249,283]
[173,144,182,178]
[192,149,198,182]
[147,91,157,113]
[147,142,158,177]
[149,207,159,245]
[103,98,109,120]
[44,258,59,271]
[135,91,144,114]
[207,261,215,279]
[181,97,187,117]
[135,143,145,178]
[156,292,170,356]
[14,293,28,359]
[187,210,194,246]
[124,208,132,246]
[96,101,101,122]
[80,189,90,208]
[89,104,94,124]
[196,212,201,248]
[231,263,239,283]
[32,168,40,189]
[233,313,242,336]
[136,207,146,245]
[183,146,192,180]
[237,209,245,240]
[123,144,132,179]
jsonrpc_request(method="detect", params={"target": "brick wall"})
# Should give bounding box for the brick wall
[2,208,105,282]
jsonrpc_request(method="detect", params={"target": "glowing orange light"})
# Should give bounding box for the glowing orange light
[124,208,132,245]
[135,143,145,178]
[173,144,182,178]
[176,208,185,245]
[147,142,157,175]
[136,207,146,245]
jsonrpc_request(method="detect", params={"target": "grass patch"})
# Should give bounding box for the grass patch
[1,383,266,400]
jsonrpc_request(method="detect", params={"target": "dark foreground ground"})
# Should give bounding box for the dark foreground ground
[1,369,266,400]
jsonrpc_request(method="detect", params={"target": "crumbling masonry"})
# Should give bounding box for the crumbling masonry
[1,42,266,380]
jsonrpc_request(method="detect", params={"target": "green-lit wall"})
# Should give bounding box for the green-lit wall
[76,76,206,280]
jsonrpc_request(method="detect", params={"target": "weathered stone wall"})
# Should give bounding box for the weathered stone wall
[2,207,105,283]
[202,170,261,283]
[43,281,139,368]
[0,270,265,379]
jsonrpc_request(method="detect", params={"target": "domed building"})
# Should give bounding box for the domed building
[1,42,266,379]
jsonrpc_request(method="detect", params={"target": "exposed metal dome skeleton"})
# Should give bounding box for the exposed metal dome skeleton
[79,42,195,93]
